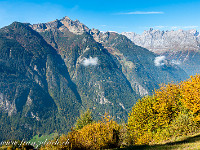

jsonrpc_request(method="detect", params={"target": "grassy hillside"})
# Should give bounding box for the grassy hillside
[121,132,200,150]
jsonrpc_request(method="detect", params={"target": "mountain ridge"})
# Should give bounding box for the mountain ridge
[0,17,188,141]
[122,28,200,53]
[31,17,188,96]
[122,28,200,75]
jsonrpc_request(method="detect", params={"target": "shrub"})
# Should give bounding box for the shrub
[41,113,121,150]
[67,113,121,149]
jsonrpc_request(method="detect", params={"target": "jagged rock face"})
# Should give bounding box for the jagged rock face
[122,29,200,53]
[31,16,90,35]
[122,29,200,75]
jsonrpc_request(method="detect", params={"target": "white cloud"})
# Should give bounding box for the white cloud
[154,56,181,67]
[82,57,98,66]
[154,56,166,66]
[118,11,164,15]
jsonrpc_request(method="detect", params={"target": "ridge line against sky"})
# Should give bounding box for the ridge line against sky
[0,0,200,34]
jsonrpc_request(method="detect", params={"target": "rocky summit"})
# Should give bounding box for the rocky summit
[122,29,200,75]
[31,16,90,35]
[0,17,188,141]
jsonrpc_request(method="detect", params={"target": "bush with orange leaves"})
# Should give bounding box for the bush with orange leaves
[41,113,121,150]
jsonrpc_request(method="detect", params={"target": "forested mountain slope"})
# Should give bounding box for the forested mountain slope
[0,17,188,140]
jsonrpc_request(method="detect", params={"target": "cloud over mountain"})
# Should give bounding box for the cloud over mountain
[154,56,166,66]
[82,57,98,66]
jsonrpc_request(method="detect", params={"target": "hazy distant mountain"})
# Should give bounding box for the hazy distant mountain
[0,17,188,141]
[122,29,200,75]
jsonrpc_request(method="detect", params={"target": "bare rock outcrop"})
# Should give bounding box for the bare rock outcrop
[31,16,90,35]
[122,29,200,53]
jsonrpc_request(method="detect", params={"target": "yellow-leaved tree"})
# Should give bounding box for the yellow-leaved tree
[127,76,200,145]
[180,75,200,121]
[41,113,121,150]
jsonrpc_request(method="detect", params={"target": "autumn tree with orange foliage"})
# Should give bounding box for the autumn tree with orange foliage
[128,75,200,145]
[41,113,121,150]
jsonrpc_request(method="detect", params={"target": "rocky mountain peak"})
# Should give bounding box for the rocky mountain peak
[60,16,89,34]
[31,16,90,35]
[61,16,71,20]
[122,28,200,53]
[31,19,62,32]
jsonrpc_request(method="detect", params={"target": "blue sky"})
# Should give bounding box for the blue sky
[0,0,200,33]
